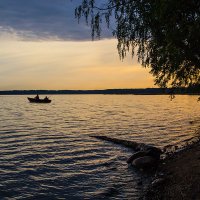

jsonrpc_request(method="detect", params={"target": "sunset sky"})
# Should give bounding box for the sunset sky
[0,0,154,90]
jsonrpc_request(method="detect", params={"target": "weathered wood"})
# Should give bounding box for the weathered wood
[91,135,162,153]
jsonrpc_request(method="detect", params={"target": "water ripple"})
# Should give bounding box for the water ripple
[0,95,199,199]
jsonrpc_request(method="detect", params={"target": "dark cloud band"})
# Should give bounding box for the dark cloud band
[0,0,112,41]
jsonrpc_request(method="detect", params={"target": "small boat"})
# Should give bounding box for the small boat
[27,97,51,103]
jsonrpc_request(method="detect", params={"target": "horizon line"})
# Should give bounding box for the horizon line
[0,88,160,91]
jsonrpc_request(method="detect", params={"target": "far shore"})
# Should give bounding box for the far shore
[0,88,199,95]
[144,139,200,200]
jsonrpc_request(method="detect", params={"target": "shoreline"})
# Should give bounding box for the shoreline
[0,88,200,96]
[144,140,200,200]
[89,134,200,199]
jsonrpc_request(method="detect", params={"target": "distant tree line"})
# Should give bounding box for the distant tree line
[0,87,199,95]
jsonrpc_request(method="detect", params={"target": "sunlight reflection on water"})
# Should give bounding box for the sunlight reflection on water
[0,95,199,199]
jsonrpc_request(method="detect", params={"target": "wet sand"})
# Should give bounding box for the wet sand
[145,141,200,200]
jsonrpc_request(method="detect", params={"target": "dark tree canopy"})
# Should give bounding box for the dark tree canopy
[75,0,200,88]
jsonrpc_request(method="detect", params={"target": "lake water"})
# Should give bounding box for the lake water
[0,95,200,199]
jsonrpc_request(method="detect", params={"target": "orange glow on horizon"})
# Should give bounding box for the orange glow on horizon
[0,39,154,90]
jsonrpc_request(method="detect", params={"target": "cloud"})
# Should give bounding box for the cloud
[0,0,112,41]
[0,39,153,90]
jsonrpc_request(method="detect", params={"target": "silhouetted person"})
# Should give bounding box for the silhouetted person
[44,96,48,100]
[169,88,175,101]
[35,94,39,100]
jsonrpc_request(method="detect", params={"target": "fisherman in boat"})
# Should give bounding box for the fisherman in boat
[35,94,39,100]
[44,96,49,100]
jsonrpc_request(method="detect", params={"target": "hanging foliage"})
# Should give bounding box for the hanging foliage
[75,0,200,88]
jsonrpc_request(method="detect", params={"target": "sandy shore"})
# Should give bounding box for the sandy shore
[144,141,200,200]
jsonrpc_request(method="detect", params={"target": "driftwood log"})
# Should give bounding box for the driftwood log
[91,135,162,152]
[91,135,162,169]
